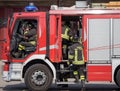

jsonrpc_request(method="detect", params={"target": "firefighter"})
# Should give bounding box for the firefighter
[68,33,85,90]
[18,22,37,53]
[57,21,73,87]
[62,21,72,59]
[12,22,37,58]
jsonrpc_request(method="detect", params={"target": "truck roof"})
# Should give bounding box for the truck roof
[49,8,120,15]
[13,12,46,17]
[13,8,120,16]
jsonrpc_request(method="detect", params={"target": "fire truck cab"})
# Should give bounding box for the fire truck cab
[1,5,120,91]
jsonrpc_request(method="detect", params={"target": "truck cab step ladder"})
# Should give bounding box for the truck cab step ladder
[56,78,83,84]
[56,81,81,84]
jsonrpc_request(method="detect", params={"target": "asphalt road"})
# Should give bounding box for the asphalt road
[1,82,120,91]
[0,61,120,91]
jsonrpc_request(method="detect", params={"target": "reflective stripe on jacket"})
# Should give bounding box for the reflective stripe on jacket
[68,43,84,65]
[62,26,70,40]
[72,46,84,65]
[18,44,25,50]
[29,41,36,46]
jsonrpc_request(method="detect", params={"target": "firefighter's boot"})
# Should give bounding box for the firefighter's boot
[74,75,79,83]
[81,80,85,91]
[81,75,85,91]
[73,71,79,82]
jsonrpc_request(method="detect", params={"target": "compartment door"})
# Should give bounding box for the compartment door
[113,19,120,57]
[88,18,111,63]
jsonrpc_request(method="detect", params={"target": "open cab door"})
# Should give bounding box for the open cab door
[1,16,13,62]
[49,14,62,63]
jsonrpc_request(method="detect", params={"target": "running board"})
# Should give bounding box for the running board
[56,78,82,84]
[56,81,81,84]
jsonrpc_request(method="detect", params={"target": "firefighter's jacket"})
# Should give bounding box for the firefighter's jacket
[18,28,37,51]
[68,42,84,65]
[23,28,37,41]
[62,25,71,41]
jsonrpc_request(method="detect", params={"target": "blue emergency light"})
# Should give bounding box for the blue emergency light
[24,3,38,12]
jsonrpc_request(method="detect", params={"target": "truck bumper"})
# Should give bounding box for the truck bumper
[2,61,23,81]
[2,71,10,81]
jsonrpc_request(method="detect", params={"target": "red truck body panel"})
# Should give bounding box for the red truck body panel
[87,64,112,81]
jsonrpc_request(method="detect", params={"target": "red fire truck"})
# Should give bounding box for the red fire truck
[1,5,120,91]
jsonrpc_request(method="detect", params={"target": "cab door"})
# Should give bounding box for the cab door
[1,16,14,61]
[49,15,62,63]
[0,26,7,61]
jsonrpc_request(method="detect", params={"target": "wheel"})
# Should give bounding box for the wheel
[24,64,53,91]
[115,69,120,87]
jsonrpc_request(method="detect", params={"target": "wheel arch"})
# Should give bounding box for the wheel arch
[114,65,120,84]
[22,55,56,82]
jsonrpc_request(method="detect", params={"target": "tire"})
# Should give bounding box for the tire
[24,64,53,91]
[115,69,120,87]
